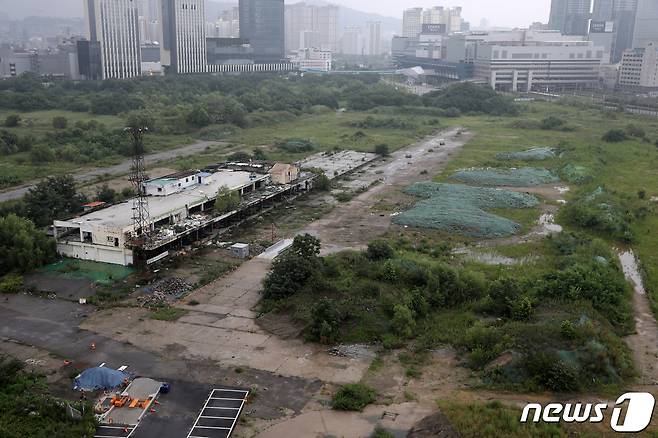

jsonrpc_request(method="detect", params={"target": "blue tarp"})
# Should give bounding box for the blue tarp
[73,367,128,391]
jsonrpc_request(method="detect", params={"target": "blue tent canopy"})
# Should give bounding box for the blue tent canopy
[73,367,128,391]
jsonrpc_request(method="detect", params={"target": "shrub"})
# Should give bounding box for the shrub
[540,116,565,130]
[392,304,415,338]
[366,240,394,261]
[560,320,577,340]
[313,173,330,191]
[626,123,645,138]
[4,114,20,127]
[538,262,632,332]
[0,274,23,294]
[370,427,395,438]
[52,116,68,129]
[308,298,342,344]
[374,143,389,156]
[332,383,376,411]
[602,129,627,143]
[523,352,580,392]
[214,186,240,214]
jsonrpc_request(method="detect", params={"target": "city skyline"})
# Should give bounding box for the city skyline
[298,0,553,29]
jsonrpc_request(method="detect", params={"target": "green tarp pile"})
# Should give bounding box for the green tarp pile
[393,182,539,238]
[450,167,560,187]
[496,147,556,161]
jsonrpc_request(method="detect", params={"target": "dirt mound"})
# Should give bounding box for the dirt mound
[407,410,459,438]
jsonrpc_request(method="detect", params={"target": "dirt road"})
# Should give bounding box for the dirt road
[302,127,467,252]
[0,140,221,203]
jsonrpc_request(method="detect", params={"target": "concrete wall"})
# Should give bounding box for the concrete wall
[57,241,134,266]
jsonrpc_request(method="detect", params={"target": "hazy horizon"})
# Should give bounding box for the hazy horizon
[323,0,552,28]
[1,0,553,29]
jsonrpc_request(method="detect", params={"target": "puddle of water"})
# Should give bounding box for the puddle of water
[538,213,563,234]
[619,250,646,295]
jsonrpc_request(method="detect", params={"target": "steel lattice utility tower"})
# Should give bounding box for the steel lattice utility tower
[126,126,150,243]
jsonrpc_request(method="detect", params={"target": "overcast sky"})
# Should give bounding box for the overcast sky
[329,0,552,28]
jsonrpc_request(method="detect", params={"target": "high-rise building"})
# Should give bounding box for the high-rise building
[84,0,141,79]
[366,21,381,56]
[284,3,338,53]
[421,6,462,33]
[402,8,423,38]
[619,42,658,87]
[160,0,207,74]
[240,0,285,62]
[592,0,614,20]
[340,26,361,55]
[549,0,592,35]
[633,0,658,48]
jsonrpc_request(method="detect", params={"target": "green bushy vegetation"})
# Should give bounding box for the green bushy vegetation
[0,357,97,437]
[438,400,599,438]
[261,233,634,393]
[0,214,56,277]
[331,383,377,411]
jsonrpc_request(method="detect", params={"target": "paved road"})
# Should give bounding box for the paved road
[0,140,221,203]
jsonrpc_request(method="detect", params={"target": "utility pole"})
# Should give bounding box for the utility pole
[126,126,151,244]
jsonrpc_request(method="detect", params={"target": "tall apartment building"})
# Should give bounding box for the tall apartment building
[366,21,381,56]
[422,6,462,34]
[633,0,658,49]
[160,0,207,74]
[84,0,141,79]
[341,26,362,55]
[549,0,592,35]
[240,0,285,62]
[402,8,423,38]
[284,3,338,53]
[619,42,658,88]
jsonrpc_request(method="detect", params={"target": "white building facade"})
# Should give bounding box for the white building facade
[619,43,658,88]
[160,0,208,74]
[85,0,142,79]
[403,8,423,38]
[474,40,604,92]
[366,21,382,56]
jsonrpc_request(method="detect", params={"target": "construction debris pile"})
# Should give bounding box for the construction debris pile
[450,167,560,187]
[495,147,556,161]
[393,182,539,238]
[137,277,192,308]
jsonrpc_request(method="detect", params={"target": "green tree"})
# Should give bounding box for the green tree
[4,114,20,127]
[24,176,85,227]
[187,105,211,127]
[290,233,321,259]
[0,214,55,275]
[214,186,240,214]
[29,144,55,163]
[308,298,342,344]
[52,116,68,129]
[96,184,117,204]
[366,240,394,261]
